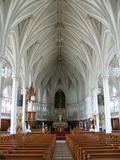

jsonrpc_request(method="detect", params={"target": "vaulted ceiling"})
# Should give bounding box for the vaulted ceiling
[0,0,120,96]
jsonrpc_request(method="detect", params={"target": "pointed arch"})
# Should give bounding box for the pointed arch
[55,89,65,108]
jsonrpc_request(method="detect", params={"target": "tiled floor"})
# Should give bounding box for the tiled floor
[53,141,74,160]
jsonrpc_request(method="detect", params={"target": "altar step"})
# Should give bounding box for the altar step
[56,131,69,140]
[53,141,73,160]
[56,134,66,140]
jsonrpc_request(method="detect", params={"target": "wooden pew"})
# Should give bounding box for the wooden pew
[87,153,120,160]
[83,148,120,160]
[0,133,56,160]
[66,132,120,160]
[79,146,120,160]
[0,153,47,160]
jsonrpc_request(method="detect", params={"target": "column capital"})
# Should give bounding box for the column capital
[23,80,29,89]
[12,74,19,79]
[12,68,19,79]
[85,95,92,102]
[92,86,98,92]
[102,74,109,80]
[22,85,28,90]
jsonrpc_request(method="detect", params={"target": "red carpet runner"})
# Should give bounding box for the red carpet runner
[56,130,68,140]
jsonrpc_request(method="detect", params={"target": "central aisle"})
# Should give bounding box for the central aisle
[53,141,74,160]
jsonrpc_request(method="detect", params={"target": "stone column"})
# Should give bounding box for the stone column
[119,108,120,129]
[118,98,120,128]
[102,75,112,133]
[10,74,18,134]
[92,87,99,132]
[85,96,92,118]
[40,91,43,119]
[22,86,27,132]
[0,64,2,130]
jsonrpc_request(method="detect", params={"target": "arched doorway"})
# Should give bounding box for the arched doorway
[55,89,65,108]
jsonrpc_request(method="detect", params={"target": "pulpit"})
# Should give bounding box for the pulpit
[26,83,36,129]
[26,111,36,122]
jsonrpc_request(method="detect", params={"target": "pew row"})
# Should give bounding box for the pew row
[0,133,56,160]
[66,132,120,160]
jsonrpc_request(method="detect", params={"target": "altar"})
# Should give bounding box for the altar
[52,122,68,140]
[53,100,68,137]
[52,111,68,136]
[52,122,68,129]
[52,111,68,130]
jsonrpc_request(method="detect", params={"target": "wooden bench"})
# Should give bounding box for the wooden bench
[0,133,56,160]
[87,153,120,160]
[83,148,120,160]
[0,153,47,160]
[78,146,120,160]
[66,132,120,160]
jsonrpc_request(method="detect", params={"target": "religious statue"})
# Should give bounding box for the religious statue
[16,113,22,133]
[26,82,36,102]
[58,114,62,122]
[26,82,36,131]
